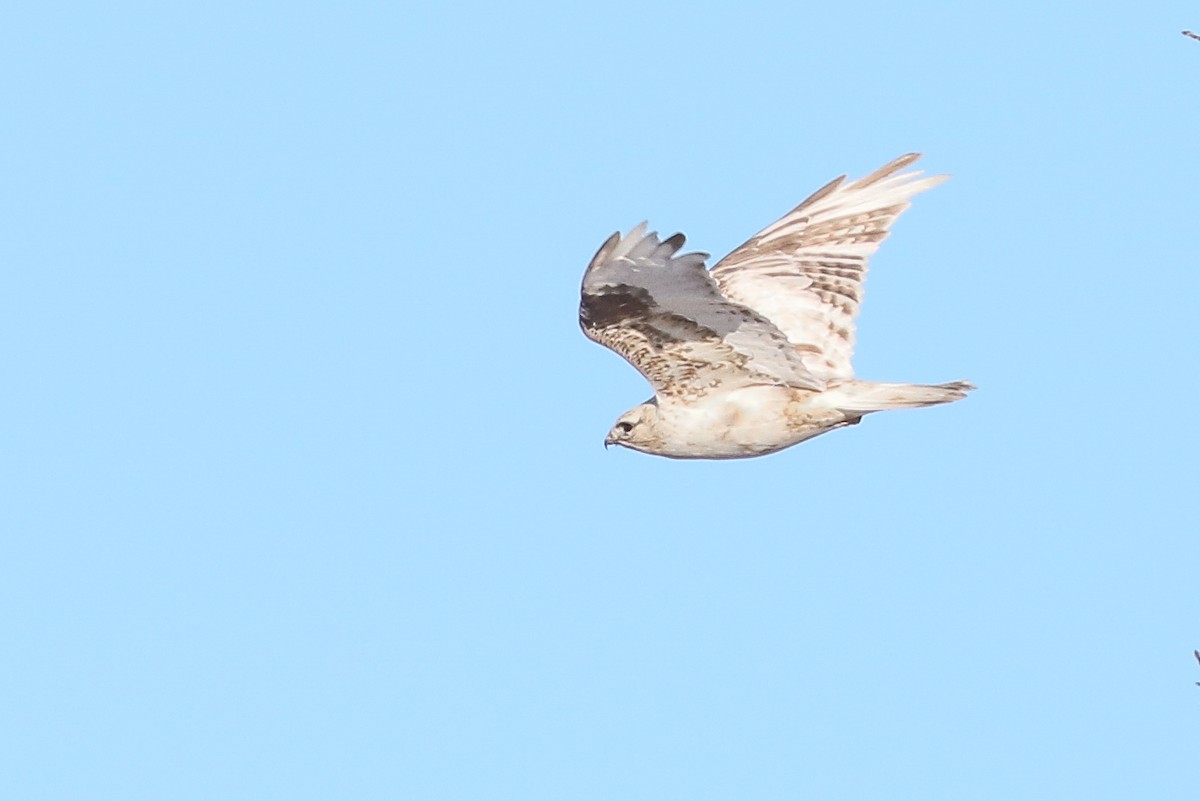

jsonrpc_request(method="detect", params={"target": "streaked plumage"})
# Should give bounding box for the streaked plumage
[580,154,974,459]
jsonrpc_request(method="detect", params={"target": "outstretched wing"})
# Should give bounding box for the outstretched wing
[580,224,822,400]
[710,154,946,382]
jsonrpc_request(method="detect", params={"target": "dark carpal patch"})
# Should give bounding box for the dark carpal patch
[580,284,656,328]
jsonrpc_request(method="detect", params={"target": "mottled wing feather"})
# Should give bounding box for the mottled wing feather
[580,224,822,399]
[710,154,946,382]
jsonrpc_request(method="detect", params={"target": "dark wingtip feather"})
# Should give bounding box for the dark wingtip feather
[662,233,686,252]
[586,231,623,274]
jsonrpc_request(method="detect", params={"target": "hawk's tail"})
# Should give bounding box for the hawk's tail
[822,380,975,412]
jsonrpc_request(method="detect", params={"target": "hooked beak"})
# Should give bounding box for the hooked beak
[604,434,616,450]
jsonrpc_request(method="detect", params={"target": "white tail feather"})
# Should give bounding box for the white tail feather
[820,380,976,412]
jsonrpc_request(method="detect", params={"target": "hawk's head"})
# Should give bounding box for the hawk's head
[604,401,662,453]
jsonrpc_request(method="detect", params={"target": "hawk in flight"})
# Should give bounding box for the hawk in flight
[580,154,974,459]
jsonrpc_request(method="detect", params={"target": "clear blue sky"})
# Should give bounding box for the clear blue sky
[3,3,1198,800]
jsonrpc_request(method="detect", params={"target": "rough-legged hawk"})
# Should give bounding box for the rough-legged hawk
[580,154,974,459]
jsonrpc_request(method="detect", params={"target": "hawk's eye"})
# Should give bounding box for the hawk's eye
[615,421,634,434]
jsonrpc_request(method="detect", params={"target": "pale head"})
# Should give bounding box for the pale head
[603,401,662,453]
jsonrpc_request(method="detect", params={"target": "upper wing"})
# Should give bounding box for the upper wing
[580,224,822,400]
[710,154,946,382]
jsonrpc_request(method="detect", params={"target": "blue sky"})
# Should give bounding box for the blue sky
[3,2,1199,799]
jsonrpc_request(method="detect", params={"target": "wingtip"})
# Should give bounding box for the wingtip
[587,230,624,272]
[851,153,931,188]
[587,222,671,270]
[662,232,686,252]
